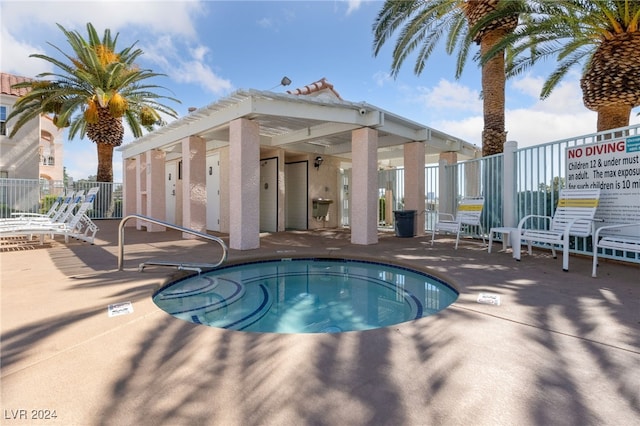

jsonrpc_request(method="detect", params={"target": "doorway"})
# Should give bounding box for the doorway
[165,162,176,224]
[260,157,278,232]
[285,161,308,230]
[206,153,221,231]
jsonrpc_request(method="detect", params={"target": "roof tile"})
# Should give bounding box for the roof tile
[287,77,342,100]
[1,72,33,97]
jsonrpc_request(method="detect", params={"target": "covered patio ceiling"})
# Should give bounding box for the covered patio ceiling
[119,89,480,167]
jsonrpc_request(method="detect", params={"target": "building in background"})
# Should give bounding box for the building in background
[0,72,64,184]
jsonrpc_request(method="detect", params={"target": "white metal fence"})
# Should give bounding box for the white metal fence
[365,124,639,266]
[0,179,123,219]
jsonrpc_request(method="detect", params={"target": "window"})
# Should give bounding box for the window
[40,143,54,165]
[0,106,7,136]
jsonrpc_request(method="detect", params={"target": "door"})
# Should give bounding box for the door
[260,157,278,232]
[285,161,308,230]
[165,162,176,224]
[206,153,220,231]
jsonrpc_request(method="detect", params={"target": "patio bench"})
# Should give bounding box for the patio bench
[592,222,640,277]
[514,188,601,271]
[431,196,485,249]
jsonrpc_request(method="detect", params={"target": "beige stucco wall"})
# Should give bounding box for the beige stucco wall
[39,116,64,182]
[0,95,40,179]
[307,154,339,229]
[1,96,64,180]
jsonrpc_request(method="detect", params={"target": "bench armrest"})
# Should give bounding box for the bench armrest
[594,222,640,240]
[517,214,551,231]
[437,212,455,222]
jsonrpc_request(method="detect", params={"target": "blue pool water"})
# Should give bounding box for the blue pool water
[153,258,458,334]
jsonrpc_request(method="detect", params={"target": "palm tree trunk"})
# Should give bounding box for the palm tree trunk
[480,31,507,156]
[96,143,114,183]
[94,142,115,218]
[597,104,632,133]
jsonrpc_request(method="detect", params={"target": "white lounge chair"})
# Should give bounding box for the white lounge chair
[514,188,601,271]
[0,187,99,229]
[51,190,85,223]
[9,195,65,220]
[0,190,100,244]
[592,222,640,277]
[1,191,81,227]
[1,193,72,225]
[431,196,485,249]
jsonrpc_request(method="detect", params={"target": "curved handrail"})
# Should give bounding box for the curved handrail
[117,214,228,271]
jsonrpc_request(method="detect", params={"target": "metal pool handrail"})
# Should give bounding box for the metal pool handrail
[117,214,228,271]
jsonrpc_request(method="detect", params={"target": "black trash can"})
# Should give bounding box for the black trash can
[393,210,416,237]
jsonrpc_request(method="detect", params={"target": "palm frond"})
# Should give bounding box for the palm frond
[8,21,181,176]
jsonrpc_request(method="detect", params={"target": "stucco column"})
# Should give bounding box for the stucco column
[229,118,260,250]
[181,136,207,236]
[503,140,518,227]
[123,157,137,227]
[404,141,426,236]
[351,127,378,245]
[145,149,166,231]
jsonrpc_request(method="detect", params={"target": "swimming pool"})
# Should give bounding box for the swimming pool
[153,258,458,333]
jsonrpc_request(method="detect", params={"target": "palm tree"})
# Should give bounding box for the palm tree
[7,22,180,182]
[480,0,640,132]
[372,0,518,156]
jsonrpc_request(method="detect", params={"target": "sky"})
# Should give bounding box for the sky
[2,0,639,182]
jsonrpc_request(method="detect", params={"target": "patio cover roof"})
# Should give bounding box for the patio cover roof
[118,89,480,166]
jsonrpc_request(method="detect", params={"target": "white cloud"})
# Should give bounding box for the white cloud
[257,17,276,30]
[433,116,484,145]
[510,74,546,99]
[509,71,586,113]
[143,35,233,96]
[505,108,596,147]
[414,72,621,150]
[0,27,51,77]
[1,0,204,39]
[190,45,210,62]
[434,99,597,149]
[506,73,598,147]
[173,61,233,95]
[2,0,210,82]
[372,71,392,87]
[345,0,363,15]
[433,106,598,150]
[414,79,483,117]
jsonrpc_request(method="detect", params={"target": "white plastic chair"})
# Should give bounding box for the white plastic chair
[514,188,600,271]
[431,197,485,249]
[592,222,640,277]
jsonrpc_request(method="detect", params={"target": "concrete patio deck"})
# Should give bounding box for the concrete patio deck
[1,220,638,426]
